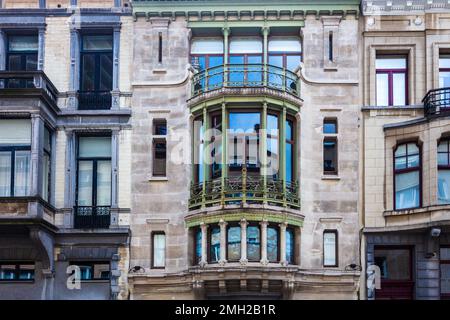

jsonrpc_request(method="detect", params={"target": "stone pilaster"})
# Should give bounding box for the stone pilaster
[219,219,227,265]
[260,219,269,265]
[239,219,248,265]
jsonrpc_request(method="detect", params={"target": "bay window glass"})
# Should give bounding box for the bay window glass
[152,233,166,268]
[209,226,220,263]
[268,37,302,89]
[0,263,35,281]
[194,117,204,183]
[211,115,222,179]
[229,38,263,86]
[267,114,279,179]
[267,226,279,262]
[286,228,295,264]
[7,35,38,88]
[438,139,450,204]
[286,119,294,182]
[323,230,338,267]
[195,228,202,264]
[70,262,110,280]
[394,143,420,210]
[14,151,30,196]
[0,153,11,196]
[247,225,261,261]
[376,56,408,106]
[227,225,241,261]
[191,38,224,91]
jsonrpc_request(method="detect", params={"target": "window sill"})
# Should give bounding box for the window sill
[322,175,340,181]
[148,176,168,182]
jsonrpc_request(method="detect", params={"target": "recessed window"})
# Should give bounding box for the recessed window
[394,142,421,210]
[7,35,38,74]
[323,138,338,175]
[152,232,166,268]
[323,230,338,267]
[153,119,167,135]
[374,247,411,280]
[323,119,337,134]
[376,55,408,106]
[439,54,450,88]
[152,119,167,177]
[0,262,34,281]
[438,139,450,204]
[69,261,110,280]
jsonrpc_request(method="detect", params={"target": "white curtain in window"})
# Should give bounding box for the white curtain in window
[79,137,111,158]
[77,161,93,206]
[0,120,31,145]
[14,151,30,196]
[438,170,450,204]
[229,38,262,54]
[268,38,301,52]
[376,73,389,106]
[395,171,420,209]
[96,161,111,206]
[9,36,38,52]
[190,38,224,54]
[153,234,166,267]
[0,152,11,196]
[393,73,406,106]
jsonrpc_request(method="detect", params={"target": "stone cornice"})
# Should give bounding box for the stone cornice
[363,0,450,15]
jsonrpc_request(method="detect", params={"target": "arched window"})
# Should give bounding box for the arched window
[286,228,295,264]
[247,225,261,261]
[394,142,421,210]
[438,139,450,204]
[227,225,241,261]
[209,226,220,263]
[267,226,279,262]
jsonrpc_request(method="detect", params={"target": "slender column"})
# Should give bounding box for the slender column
[201,107,209,207]
[279,222,287,266]
[281,106,287,206]
[68,28,80,109]
[222,27,230,65]
[219,219,228,265]
[239,219,248,265]
[200,223,209,267]
[111,130,119,209]
[262,26,269,86]
[0,29,6,71]
[221,102,227,205]
[30,115,44,197]
[38,28,45,70]
[261,102,268,204]
[260,219,269,265]
[111,27,121,109]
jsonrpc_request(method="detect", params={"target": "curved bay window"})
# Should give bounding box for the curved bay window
[438,139,450,204]
[394,142,421,210]
[227,225,241,261]
[209,225,220,263]
[247,225,261,261]
[191,38,224,92]
[267,225,279,262]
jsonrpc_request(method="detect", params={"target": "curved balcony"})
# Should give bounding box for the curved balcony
[422,87,450,117]
[189,64,301,106]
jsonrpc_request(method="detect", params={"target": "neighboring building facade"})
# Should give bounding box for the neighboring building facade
[361,0,450,300]
[128,0,362,300]
[0,0,132,299]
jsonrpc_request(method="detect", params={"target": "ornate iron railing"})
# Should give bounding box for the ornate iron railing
[78,91,112,110]
[422,87,450,116]
[74,206,111,229]
[191,64,300,98]
[189,169,300,210]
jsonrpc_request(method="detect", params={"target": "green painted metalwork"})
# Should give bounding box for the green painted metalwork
[185,210,304,228]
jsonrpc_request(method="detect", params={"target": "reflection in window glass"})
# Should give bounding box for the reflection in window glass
[210,226,220,263]
[195,228,202,264]
[286,228,295,264]
[438,140,450,204]
[227,226,241,261]
[267,226,279,262]
[374,248,411,280]
[394,143,420,210]
[247,226,261,261]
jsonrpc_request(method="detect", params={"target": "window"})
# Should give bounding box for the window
[227,225,241,261]
[323,118,338,175]
[374,247,411,280]
[42,126,52,203]
[394,142,421,210]
[285,119,295,182]
[7,35,38,76]
[211,114,222,179]
[153,119,167,177]
[79,34,113,110]
[0,262,34,281]
[267,114,279,179]
[229,37,263,86]
[439,54,450,88]
[153,119,167,135]
[158,32,163,64]
[209,225,220,263]
[268,37,302,71]
[69,261,110,280]
[323,118,337,134]
[0,119,31,197]
[286,227,295,264]
[152,232,166,268]
[190,38,224,91]
[247,225,261,261]
[267,225,279,262]
[438,139,450,204]
[323,230,338,267]
[376,55,408,106]
[194,116,204,183]
[194,227,202,264]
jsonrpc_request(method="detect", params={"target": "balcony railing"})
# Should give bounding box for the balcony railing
[189,169,300,210]
[422,87,450,116]
[78,91,112,110]
[0,71,59,106]
[191,64,300,98]
[74,206,111,229]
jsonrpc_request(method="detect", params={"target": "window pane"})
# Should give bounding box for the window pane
[25,54,37,71]
[7,55,22,71]
[267,226,279,262]
[440,55,450,69]
[323,139,337,173]
[376,73,389,106]
[0,152,11,196]
[268,38,301,52]
[96,160,111,206]
[81,55,95,91]
[44,127,51,152]
[154,120,167,135]
[395,144,407,157]
[438,170,450,204]
[79,265,93,280]
[407,143,419,155]
[42,153,50,202]
[374,248,411,280]
[79,137,111,158]
[286,143,293,182]
[77,161,93,206]
[439,153,449,166]
[441,247,450,260]
[286,228,295,264]
[376,57,407,69]
[0,265,16,280]
[395,171,420,209]
[323,120,337,134]
[153,234,166,267]
[268,55,283,68]
[323,232,337,266]
[393,73,406,106]
[18,264,35,280]
[286,55,301,72]
[210,227,220,262]
[228,113,260,168]
[0,119,31,145]
[93,264,110,279]
[247,226,261,261]
[438,141,449,153]
[82,35,113,51]
[153,141,166,176]
[99,54,113,91]
[191,39,223,54]
[267,115,279,177]
[229,38,262,54]
[195,228,202,264]
[14,151,30,196]
[207,56,224,89]
[439,71,450,88]
[227,226,241,261]
[8,35,38,52]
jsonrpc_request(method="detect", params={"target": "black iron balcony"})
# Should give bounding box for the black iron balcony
[78,91,112,110]
[422,87,450,117]
[0,70,59,107]
[191,64,300,98]
[189,169,300,210]
[74,206,111,229]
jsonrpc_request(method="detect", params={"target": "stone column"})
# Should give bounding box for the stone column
[281,106,287,206]
[261,102,268,204]
[262,26,270,86]
[201,107,209,207]
[30,115,44,197]
[200,223,208,267]
[279,222,287,266]
[260,219,269,265]
[220,102,227,204]
[222,27,230,64]
[38,28,45,71]
[219,219,227,265]
[68,28,79,109]
[111,27,121,110]
[239,219,248,265]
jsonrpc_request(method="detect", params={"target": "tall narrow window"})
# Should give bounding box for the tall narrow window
[323,118,338,175]
[286,227,295,265]
[227,225,241,262]
[158,32,163,64]
[6,34,38,88]
[0,119,31,197]
[438,139,450,204]
[153,119,167,177]
[376,55,408,106]
[209,225,220,263]
[194,227,202,264]
[152,232,166,268]
[267,225,279,262]
[328,32,333,62]
[42,127,52,202]
[211,114,222,179]
[247,225,261,261]
[439,54,450,110]
[79,34,113,110]
[285,119,295,182]
[267,114,279,179]
[394,142,421,210]
[323,230,338,267]
[190,38,224,92]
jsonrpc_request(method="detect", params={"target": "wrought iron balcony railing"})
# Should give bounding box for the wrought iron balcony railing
[422,87,450,116]
[191,64,300,98]
[189,169,300,210]
[74,206,111,229]
[78,90,112,110]
[0,71,59,107]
